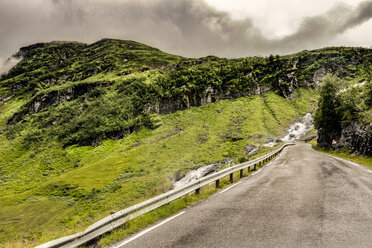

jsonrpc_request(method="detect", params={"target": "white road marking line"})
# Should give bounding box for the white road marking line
[219,182,242,194]
[313,149,372,174]
[252,169,262,176]
[114,211,186,247]
[313,148,362,168]
[266,162,273,167]
[333,157,360,167]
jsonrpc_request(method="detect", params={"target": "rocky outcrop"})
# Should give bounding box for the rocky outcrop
[152,84,270,115]
[8,82,110,124]
[337,122,372,156]
[318,122,372,156]
[313,67,327,85]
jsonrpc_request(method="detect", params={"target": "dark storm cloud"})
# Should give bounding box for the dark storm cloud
[0,0,372,73]
[275,2,372,51]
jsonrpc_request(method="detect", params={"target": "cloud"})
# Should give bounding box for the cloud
[0,0,371,61]
[274,2,372,52]
[0,57,21,75]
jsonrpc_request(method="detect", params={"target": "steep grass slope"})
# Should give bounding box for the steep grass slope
[0,88,316,247]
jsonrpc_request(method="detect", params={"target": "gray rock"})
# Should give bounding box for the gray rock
[318,122,372,156]
[248,134,262,139]
[338,122,372,156]
[304,135,317,143]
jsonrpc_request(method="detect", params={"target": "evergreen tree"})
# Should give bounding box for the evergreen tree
[314,74,342,148]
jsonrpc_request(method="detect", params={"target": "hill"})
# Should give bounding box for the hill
[0,39,371,247]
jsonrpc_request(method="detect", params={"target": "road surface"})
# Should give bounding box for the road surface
[112,143,372,248]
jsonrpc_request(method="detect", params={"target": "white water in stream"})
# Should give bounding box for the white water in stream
[264,113,314,147]
[174,163,219,189]
[174,113,314,188]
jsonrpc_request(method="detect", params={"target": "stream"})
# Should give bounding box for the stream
[174,113,314,188]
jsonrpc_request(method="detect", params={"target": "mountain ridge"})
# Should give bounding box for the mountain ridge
[2,39,371,147]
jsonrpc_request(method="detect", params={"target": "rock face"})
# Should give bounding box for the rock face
[318,122,372,156]
[8,82,109,124]
[152,85,256,115]
[337,122,372,156]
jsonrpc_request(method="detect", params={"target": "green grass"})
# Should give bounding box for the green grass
[0,88,317,247]
[309,139,372,169]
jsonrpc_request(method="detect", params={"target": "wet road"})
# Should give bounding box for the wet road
[113,143,372,248]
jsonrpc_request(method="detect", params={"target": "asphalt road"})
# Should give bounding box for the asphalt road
[113,143,372,248]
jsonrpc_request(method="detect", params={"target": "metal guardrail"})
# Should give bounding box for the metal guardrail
[35,143,293,248]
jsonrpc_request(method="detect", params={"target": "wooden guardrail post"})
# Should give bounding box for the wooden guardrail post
[248,166,251,173]
[254,163,257,170]
[230,173,233,183]
[216,179,220,188]
[195,188,200,195]
[240,169,243,178]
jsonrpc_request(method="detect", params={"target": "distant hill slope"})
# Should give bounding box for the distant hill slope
[0,39,371,247]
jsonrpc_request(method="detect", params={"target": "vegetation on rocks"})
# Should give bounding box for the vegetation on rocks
[314,66,372,155]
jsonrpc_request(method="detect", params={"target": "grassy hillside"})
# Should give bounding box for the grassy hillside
[0,88,317,247]
[2,41,371,149]
[1,39,372,247]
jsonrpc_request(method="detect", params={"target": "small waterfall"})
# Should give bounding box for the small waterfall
[264,113,314,147]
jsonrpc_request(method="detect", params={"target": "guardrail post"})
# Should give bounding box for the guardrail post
[216,179,220,188]
[254,163,257,170]
[240,169,243,178]
[248,166,251,173]
[195,188,200,195]
[230,173,233,183]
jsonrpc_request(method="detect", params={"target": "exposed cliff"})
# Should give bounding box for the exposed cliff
[318,123,372,156]
[338,122,372,156]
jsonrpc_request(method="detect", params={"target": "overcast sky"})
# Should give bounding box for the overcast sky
[0,0,372,70]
